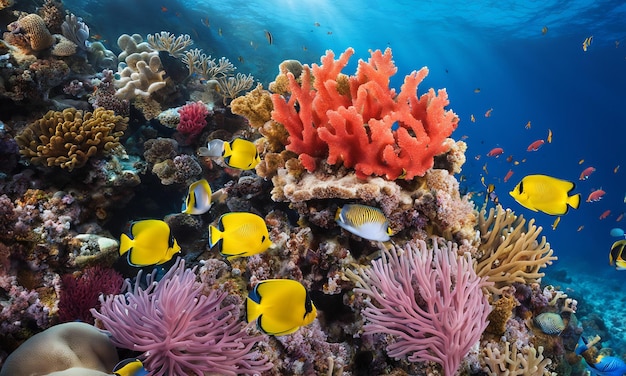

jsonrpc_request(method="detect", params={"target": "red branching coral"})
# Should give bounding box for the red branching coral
[58,265,123,324]
[271,47,459,180]
[177,101,210,139]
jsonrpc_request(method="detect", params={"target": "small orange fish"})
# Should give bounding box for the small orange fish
[525,121,531,129]
[161,6,168,12]
[482,163,488,174]
[486,147,504,157]
[527,139,545,151]
[582,36,593,51]
[586,189,606,203]
[599,210,611,220]
[506,155,513,163]
[485,108,493,118]
[578,159,585,165]
[504,169,514,183]
[470,114,476,123]
[617,213,624,222]
[460,135,469,140]
[579,166,596,180]
[542,26,548,35]
[547,129,553,143]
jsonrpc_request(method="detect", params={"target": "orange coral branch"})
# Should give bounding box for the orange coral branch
[271,47,459,180]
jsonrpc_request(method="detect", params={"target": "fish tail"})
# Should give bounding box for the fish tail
[119,233,132,255]
[245,295,262,323]
[207,225,223,249]
[568,193,581,209]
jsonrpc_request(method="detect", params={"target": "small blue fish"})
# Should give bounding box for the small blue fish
[181,179,213,215]
[335,204,393,241]
[587,355,626,376]
[113,358,149,376]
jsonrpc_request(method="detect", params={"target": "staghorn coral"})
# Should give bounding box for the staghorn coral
[230,83,273,128]
[270,47,459,180]
[181,49,234,79]
[15,107,128,171]
[482,341,554,376]
[147,31,193,57]
[475,205,557,296]
[3,14,54,54]
[217,72,255,101]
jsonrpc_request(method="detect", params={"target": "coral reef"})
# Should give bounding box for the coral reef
[115,51,167,100]
[347,238,492,375]
[270,47,459,180]
[92,259,272,376]
[176,101,211,139]
[475,205,557,296]
[230,83,273,128]
[3,14,54,54]
[15,107,128,171]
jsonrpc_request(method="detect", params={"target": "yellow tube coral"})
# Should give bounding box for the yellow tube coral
[15,107,128,171]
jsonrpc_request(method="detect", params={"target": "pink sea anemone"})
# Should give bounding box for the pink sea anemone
[177,101,210,140]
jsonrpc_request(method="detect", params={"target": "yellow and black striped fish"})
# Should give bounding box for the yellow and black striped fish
[610,239,626,270]
[335,204,392,241]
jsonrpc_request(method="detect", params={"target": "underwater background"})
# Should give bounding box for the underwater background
[1,0,626,375]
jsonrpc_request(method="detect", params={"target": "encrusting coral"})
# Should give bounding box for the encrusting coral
[15,107,128,171]
[230,83,273,128]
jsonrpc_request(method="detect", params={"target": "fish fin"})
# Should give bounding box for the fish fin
[119,233,132,256]
[568,193,581,209]
[246,295,262,323]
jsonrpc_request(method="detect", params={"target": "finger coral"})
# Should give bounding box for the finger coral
[15,107,128,171]
[475,205,557,296]
[271,47,459,180]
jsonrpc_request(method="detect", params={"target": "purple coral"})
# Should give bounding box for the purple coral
[91,259,271,376]
[351,239,492,376]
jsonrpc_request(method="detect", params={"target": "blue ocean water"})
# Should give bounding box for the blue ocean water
[67,0,626,273]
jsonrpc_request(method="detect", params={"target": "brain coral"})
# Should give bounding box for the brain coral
[15,107,128,171]
[5,14,54,53]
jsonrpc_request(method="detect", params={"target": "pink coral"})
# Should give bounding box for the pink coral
[350,239,492,375]
[271,48,459,180]
[177,101,210,139]
[91,259,271,376]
